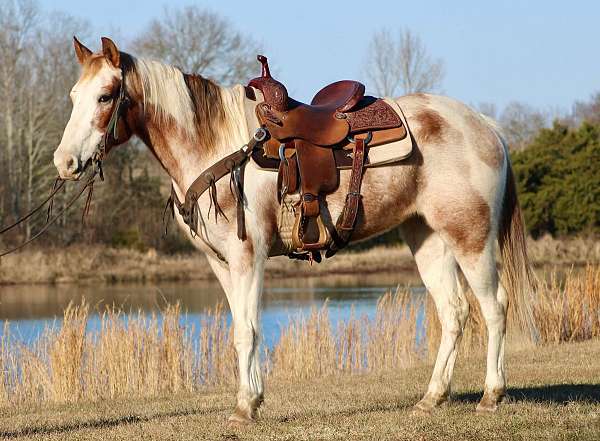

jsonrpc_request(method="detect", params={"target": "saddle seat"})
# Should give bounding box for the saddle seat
[310,80,366,113]
[272,81,365,146]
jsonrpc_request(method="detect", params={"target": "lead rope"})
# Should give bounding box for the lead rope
[46,177,64,223]
[82,179,95,224]
[0,172,98,259]
[0,178,66,235]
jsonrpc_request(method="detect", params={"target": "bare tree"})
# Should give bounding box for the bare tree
[0,0,38,222]
[364,29,445,97]
[20,13,90,238]
[571,92,600,126]
[132,6,261,85]
[477,102,499,120]
[0,3,89,239]
[499,101,548,150]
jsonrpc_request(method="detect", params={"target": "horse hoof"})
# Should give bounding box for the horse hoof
[411,404,433,416]
[476,392,503,413]
[412,396,444,415]
[476,401,498,413]
[412,392,448,415]
[228,411,255,425]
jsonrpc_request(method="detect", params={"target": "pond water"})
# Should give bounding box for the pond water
[0,272,425,348]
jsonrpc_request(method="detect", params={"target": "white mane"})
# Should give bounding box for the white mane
[134,58,197,136]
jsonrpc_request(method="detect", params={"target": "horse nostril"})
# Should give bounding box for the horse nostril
[65,156,79,174]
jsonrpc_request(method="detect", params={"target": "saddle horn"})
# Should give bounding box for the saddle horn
[257,55,272,78]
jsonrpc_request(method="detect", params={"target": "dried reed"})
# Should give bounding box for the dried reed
[532,265,600,343]
[0,266,597,406]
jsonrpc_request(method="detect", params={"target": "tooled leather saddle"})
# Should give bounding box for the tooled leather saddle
[247,55,407,261]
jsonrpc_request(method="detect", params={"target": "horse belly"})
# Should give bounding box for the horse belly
[326,161,419,243]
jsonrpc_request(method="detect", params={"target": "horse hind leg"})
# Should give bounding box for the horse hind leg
[400,218,470,413]
[452,239,508,412]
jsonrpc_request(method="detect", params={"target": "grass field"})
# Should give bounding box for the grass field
[0,339,598,440]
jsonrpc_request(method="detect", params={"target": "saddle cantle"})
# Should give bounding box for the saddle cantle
[247,55,410,261]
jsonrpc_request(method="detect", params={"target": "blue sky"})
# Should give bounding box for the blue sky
[40,0,599,112]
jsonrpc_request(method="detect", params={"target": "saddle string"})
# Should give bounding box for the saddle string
[207,178,228,223]
[162,192,176,237]
[229,165,246,240]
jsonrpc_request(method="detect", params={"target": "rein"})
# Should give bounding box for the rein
[0,178,65,235]
[0,173,97,258]
[0,65,129,258]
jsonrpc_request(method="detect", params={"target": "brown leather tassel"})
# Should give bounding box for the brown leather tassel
[230,166,246,240]
[208,179,228,223]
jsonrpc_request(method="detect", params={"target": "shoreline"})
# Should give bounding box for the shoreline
[0,235,598,286]
[0,245,420,286]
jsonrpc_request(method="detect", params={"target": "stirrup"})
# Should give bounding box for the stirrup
[291,208,329,252]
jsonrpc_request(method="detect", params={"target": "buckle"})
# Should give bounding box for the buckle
[254,127,267,142]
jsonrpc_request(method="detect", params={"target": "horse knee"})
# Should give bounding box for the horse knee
[497,282,509,312]
[439,306,466,338]
[436,290,469,335]
[233,321,258,350]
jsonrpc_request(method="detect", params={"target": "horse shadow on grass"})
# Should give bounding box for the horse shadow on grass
[454,384,600,405]
[0,406,226,439]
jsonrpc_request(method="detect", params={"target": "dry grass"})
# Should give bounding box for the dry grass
[0,288,441,406]
[0,245,213,285]
[0,340,598,440]
[527,234,600,266]
[0,244,417,285]
[532,265,600,343]
[270,291,424,379]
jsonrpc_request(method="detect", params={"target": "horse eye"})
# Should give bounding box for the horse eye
[98,94,112,103]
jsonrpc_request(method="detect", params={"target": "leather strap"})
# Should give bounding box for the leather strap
[166,128,268,263]
[326,134,368,257]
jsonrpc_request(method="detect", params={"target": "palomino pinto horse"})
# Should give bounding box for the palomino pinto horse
[54,38,531,423]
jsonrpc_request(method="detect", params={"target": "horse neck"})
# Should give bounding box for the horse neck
[132,81,254,194]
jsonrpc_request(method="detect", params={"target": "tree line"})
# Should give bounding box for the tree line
[0,0,597,255]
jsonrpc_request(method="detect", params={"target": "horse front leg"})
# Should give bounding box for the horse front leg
[208,247,266,424]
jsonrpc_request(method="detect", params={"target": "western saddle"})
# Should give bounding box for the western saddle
[247,55,407,261]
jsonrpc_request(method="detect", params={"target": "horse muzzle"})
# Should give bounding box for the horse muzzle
[53,151,82,181]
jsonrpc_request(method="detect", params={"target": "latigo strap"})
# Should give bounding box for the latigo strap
[326,133,369,258]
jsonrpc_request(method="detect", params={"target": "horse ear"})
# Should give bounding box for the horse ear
[73,36,92,65]
[101,37,120,68]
